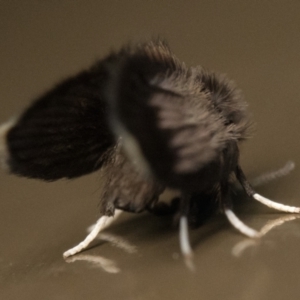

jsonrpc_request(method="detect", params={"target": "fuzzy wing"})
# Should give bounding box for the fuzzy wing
[1,64,115,180]
[106,43,231,190]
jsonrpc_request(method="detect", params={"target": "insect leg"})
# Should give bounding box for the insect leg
[250,161,295,188]
[224,206,260,238]
[63,209,123,258]
[178,193,195,270]
[222,178,260,238]
[179,216,193,258]
[236,165,300,213]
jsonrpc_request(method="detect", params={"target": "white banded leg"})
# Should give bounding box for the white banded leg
[253,193,300,213]
[178,192,196,271]
[236,164,300,214]
[224,194,300,239]
[63,209,122,258]
[179,216,195,271]
[179,216,193,258]
[232,214,300,257]
[224,208,260,238]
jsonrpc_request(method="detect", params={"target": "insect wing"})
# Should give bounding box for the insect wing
[1,65,115,180]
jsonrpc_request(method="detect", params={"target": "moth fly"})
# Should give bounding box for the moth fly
[1,40,299,262]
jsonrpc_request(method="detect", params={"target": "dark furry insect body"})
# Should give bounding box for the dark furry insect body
[1,40,298,259]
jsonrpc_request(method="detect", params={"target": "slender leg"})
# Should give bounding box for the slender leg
[224,206,260,238]
[236,165,300,213]
[179,216,193,258]
[250,161,295,187]
[221,181,260,238]
[178,193,195,271]
[232,214,300,257]
[63,209,122,258]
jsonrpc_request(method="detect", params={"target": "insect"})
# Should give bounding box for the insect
[1,40,299,261]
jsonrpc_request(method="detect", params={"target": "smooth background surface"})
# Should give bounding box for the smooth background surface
[1,1,300,299]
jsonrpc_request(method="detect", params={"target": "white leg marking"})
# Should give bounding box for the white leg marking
[253,193,300,213]
[179,216,195,271]
[224,208,260,238]
[63,209,122,258]
[179,216,192,257]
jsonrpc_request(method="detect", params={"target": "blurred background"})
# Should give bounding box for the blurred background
[1,1,300,299]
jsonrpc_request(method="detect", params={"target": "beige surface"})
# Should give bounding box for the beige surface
[1,1,300,299]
